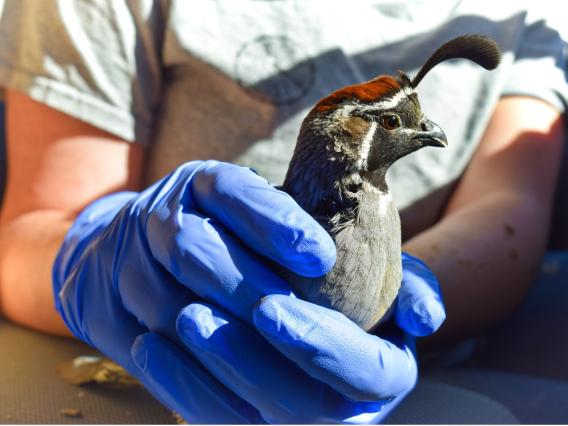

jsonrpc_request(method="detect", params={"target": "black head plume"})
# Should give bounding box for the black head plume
[411,34,502,88]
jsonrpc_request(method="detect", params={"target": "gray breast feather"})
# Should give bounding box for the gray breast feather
[282,190,402,331]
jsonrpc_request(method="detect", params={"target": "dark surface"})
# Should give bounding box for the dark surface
[0,314,520,424]
[0,318,175,424]
[422,369,568,424]
[467,251,568,381]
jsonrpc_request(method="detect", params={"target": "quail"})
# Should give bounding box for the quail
[281,35,501,331]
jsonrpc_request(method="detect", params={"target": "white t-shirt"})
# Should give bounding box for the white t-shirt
[0,0,566,220]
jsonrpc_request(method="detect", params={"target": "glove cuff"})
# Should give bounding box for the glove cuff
[52,192,138,318]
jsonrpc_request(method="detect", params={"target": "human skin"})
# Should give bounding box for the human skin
[403,96,564,341]
[0,90,145,335]
[0,91,563,342]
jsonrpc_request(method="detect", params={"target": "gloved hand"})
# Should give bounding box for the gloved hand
[52,160,336,423]
[132,252,445,423]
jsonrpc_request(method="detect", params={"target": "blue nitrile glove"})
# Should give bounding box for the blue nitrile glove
[52,160,336,423]
[396,252,446,336]
[132,252,445,423]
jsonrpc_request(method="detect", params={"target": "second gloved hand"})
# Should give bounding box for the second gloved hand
[132,252,445,423]
[52,160,336,423]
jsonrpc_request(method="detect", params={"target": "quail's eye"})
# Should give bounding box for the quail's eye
[380,114,401,130]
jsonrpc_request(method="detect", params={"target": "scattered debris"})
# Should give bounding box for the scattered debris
[172,411,187,425]
[58,356,139,389]
[60,407,82,418]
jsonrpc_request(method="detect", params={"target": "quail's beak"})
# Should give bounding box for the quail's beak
[414,118,447,148]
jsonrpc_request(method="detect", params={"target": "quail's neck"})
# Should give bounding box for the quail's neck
[283,161,389,222]
[283,113,393,218]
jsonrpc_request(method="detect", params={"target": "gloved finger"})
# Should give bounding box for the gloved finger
[76,200,198,342]
[131,332,263,424]
[146,209,293,324]
[190,161,336,277]
[177,303,393,424]
[115,242,197,341]
[395,252,446,337]
[253,295,418,402]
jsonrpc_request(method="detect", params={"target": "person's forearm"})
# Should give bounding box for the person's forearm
[0,91,146,336]
[0,210,73,336]
[405,97,564,343]
[403,189,550,341]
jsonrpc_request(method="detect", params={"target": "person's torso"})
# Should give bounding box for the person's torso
[145,0,529,233]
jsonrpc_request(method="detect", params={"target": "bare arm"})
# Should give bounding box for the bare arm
[403,96,564,341]
[0,91,145,336]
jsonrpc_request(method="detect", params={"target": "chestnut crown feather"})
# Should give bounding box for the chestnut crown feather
[283,34,502,215]
[314,34,501,114]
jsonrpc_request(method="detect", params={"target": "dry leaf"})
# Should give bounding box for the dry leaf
[58,356,139,389]
[60,407,82,418]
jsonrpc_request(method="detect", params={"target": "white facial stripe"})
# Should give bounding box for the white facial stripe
[357,121,377,169]
[331,86,416,118]
[378,88,414,110]
[335,103,357,117]
[361,86,416,112]
[316,85,416,143]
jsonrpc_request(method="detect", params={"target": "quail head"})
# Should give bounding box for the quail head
[281,35,501,331]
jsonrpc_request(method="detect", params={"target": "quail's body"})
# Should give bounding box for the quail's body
[281,35,501,331]
[291,185,402,331]
[282,95,410,331]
